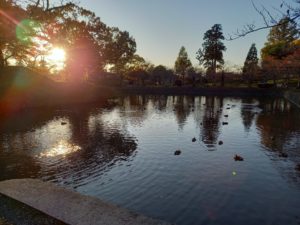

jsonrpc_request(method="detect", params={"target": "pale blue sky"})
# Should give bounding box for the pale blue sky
[80,0,289,68]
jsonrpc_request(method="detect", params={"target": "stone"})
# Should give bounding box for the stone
[0,179,169,225]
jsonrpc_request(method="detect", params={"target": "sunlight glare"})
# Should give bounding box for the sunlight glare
[39,140,81,158]
[46,47,66,72]
[48,48,66,62]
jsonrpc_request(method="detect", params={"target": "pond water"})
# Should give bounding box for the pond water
[0,95,300,225]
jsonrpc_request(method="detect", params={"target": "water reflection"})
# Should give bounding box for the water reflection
[0,96,300,225]
[256,98,300,183]
[240,98,258,132]
[38,140,81,158]
[200,96,222,148]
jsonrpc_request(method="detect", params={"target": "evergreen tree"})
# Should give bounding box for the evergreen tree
[174,46,192,82]
[243,44,259,87]
[196,24,226,77]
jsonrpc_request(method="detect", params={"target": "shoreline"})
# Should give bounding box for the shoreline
[120,86,283,97]
[1,84,299,114]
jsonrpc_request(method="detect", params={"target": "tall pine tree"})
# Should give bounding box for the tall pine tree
[196,24,226,79]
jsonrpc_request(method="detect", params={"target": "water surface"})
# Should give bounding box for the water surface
[0,95,300,225]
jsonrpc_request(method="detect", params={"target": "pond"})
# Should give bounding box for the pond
[0,95,300,225]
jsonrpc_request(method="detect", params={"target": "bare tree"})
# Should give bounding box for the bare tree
[228,1,300,40]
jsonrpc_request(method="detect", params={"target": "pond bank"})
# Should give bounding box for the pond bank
[0,179,169,225]
[121,86,283,97]
[0,193,66,225]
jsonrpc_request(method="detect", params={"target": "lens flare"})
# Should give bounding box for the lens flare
[16,19,41,44]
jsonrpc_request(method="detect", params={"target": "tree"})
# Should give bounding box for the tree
[174,46,192,83]
[260,16,300,85]
[243,43,259,86]
[151,65,174,85]
[196,24,226,81]
[267,17,299,44]
[0,0,30,68]
[261,17,299,60]
[104,28,136,76]
[1,0,137,82]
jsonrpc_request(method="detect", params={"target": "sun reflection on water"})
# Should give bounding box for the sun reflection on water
[39,140,81,158]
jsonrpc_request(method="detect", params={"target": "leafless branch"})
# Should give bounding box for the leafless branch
[228,0,300,41]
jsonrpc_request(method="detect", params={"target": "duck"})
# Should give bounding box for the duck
[218,141,223,145]
[61,122,67,125]
[174,150,181,156]
[234,154,244,161]
[222,122,229,125]
[279,152,288,158]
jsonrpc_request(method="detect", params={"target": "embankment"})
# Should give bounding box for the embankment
[0,179,169,225]
[0,67,118,114]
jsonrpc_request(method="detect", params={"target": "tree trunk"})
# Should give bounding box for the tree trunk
[0,50,5,69]
[221,71,224,87]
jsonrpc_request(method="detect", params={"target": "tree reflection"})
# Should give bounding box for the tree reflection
[200,96,222,148]
[256,98,300,182]
[173,96,193,130]
[0,103,138,187]
[240,98,257,132]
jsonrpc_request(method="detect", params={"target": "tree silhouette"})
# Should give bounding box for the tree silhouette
[243,44,259,87]
[174,46,192,84]
[196,24,226,81]
[1,1,137,81]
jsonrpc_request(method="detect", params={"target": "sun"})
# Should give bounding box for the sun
[46,47,66,72]
[48,48,66,61]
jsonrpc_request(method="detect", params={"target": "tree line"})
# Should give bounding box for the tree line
[1,0,300,88]
[0,0,137,79]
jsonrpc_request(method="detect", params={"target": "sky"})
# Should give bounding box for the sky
[80,0,289,68]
